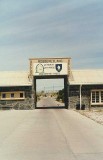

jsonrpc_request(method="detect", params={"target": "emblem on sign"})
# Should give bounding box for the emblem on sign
[55,64,62,72]
[36,64,44,74]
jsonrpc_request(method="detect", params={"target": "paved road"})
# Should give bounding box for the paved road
[37,96,64,107]
[0,97,103,160]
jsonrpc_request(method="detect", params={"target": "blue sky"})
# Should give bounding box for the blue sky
[0,0,103,71]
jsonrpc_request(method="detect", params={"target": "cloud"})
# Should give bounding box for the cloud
[0,0,103,70]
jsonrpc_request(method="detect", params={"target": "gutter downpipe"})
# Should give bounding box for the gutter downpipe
[80,84,82,110]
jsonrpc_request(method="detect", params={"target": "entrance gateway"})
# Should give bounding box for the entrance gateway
[29,58,71,109]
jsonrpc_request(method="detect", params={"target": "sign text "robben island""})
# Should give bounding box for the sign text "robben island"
[38,59,63,63]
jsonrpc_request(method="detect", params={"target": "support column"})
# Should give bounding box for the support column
[80,85,82,110]
[32,76,36,109]
[67,81,70,109]
[31,76,35,109]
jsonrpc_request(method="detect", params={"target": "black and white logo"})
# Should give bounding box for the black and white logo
[36,64,44,73]
[55,64,62,72]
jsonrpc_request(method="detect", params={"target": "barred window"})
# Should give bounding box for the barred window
[11,93,14,98]
[2,93,6,98]
[20,93,23,98]
[96,91,99,103]
[92,91,95,103]
[91,90,103,104]
[1,91,25,100]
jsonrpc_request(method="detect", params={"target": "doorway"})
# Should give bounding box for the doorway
[33,75,69,109]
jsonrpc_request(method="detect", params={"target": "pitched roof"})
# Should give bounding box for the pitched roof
[0,71,31,87]
[69,69,103,85]
[0,69,103,87]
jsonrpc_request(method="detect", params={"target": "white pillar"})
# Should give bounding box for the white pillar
[80,85,82,109]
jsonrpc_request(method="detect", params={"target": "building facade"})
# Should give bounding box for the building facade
[69,70,103,109]
[0,71,32,105]
[0,58,103,109]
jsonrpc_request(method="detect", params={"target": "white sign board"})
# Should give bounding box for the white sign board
[33,63,68,75]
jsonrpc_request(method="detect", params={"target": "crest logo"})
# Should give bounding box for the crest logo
[55,64,62,72]
[36,64,44,74]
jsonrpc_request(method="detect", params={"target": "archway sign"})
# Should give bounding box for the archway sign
[29,58,71,109]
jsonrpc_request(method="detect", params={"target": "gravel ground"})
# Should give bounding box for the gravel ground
[76,108,103,125]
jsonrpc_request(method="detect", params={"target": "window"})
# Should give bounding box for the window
[91,90,103,105]
[20,93,23,98]
[11,93,14,98]
[1,91,25,100]
[2,93,6,98]
[92,91,95,103]
[96,91,99,103]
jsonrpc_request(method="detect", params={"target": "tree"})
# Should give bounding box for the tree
[56,89,64,102]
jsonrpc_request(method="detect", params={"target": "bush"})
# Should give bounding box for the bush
[56,89,64,102]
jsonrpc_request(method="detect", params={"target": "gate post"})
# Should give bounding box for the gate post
[32,76,37,109]
[64,75,69,109]
[34,77,37,109]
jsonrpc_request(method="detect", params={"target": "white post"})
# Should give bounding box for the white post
[80,85,82,110]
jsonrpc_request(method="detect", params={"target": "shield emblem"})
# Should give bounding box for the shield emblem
[55,64,62,72]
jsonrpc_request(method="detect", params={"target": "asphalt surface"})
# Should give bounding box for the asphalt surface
[0,97,103,160]
[37,96,64,108]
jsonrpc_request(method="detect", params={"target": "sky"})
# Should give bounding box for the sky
[36,79,64,92]
[0,0,103,71]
